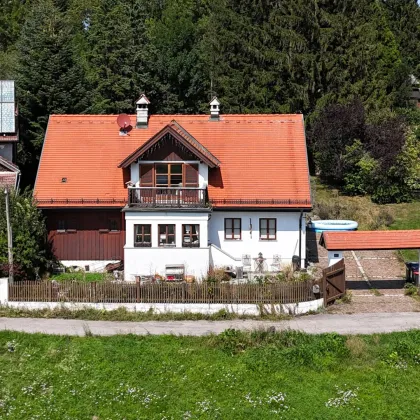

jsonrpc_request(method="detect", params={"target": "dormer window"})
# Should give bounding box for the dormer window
[140,163,199,188]
[156,164,183,187]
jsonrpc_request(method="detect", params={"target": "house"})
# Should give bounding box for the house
[34,96,312,280]
[0,80,20,189]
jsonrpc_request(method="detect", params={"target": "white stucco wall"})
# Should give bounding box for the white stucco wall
[208,211,306,268]
[124,211,211,280]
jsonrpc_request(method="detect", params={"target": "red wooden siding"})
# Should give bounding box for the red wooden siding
[45,209,125,261]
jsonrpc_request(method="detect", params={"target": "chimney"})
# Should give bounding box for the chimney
[209,96,220,121]
[136,94,150,128]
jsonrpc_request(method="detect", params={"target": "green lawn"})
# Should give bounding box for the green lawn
[49,272,114,282]
[388,202,420,261]
[2,329,420,419]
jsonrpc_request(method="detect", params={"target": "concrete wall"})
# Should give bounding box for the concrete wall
[208,211,306,267]
[4,299,324,316]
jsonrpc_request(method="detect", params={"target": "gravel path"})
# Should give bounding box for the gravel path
[1,313,420,336]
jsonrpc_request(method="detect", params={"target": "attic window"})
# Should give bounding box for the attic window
[61,177,67,183]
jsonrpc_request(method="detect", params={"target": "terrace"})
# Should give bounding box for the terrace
[128,186,208,208]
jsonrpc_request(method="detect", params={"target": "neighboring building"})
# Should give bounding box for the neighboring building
[0,80,20,189]
[410,75,420,108]
[34,96,312,280]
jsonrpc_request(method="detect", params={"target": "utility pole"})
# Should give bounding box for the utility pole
[4,188,13,284]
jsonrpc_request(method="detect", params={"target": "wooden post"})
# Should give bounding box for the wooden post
[4,188,13,284]
[136,277,140,303]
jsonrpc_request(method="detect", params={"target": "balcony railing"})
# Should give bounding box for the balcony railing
[128,187,207,208]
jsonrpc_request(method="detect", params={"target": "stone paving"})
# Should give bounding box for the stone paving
[307,231,414,313]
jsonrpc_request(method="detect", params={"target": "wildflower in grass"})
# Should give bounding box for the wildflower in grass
[325,385,359,408]
[6,340,18,352]
[244,391,289,411]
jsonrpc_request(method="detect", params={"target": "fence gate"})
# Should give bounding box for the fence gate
[322,259,346,305]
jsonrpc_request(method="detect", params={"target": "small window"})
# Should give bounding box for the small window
[182,224,200,247]
[158,224,176,246]
[260,218,276,240]
[109,219,119,232]
[134,224,151,247]
[57,220,66,231]
[225,218,241,240]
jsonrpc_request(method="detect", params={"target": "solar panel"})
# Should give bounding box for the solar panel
[0,80,15,133]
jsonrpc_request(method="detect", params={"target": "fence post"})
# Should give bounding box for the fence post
[136,277,140,303]
[48,281,52,302]
[92,282,97,303]
[0,278,9,304]
[182,282,186,303]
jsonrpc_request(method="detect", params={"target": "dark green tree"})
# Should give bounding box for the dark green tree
[15,0,89,185]
[0,188,55,280]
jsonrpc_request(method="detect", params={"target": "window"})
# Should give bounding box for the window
[109,219,119,232]
[57,220,66,231]
[158,224,176,246]
[225,218,241,240]
[260,218,276,240]
[182,224,200,247]
[134,224,151,247]
[155,164,183,187]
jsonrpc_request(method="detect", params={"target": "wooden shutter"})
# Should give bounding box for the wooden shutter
[140,164,154,187]
[183,164,199,187]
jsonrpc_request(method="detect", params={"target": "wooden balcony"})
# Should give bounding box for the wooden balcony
[128,187,207,208]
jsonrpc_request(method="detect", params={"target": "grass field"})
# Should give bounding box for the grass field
[1,329,420,419]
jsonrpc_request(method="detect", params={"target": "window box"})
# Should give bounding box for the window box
[134,241,152,248]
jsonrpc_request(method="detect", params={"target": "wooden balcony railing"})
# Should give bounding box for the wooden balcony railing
[128,187,207,208]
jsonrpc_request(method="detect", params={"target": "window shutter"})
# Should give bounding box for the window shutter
[184,164,199,187]
[140,164,154,187]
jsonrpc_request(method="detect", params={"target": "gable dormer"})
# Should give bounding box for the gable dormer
[119,121,220,208]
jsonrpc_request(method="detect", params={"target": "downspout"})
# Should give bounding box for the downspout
[298,210,303,269]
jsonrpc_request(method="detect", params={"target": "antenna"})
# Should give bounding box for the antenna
[116,114,132,135]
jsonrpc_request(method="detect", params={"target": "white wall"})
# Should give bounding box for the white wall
[124,247,209,281]
[5,299,325,316]
[208,211,306,268]
[327,251,343,267]
[124,211,210,280]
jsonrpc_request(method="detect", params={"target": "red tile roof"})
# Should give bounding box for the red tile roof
[320,230,420,251]
[35,114,312,209]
